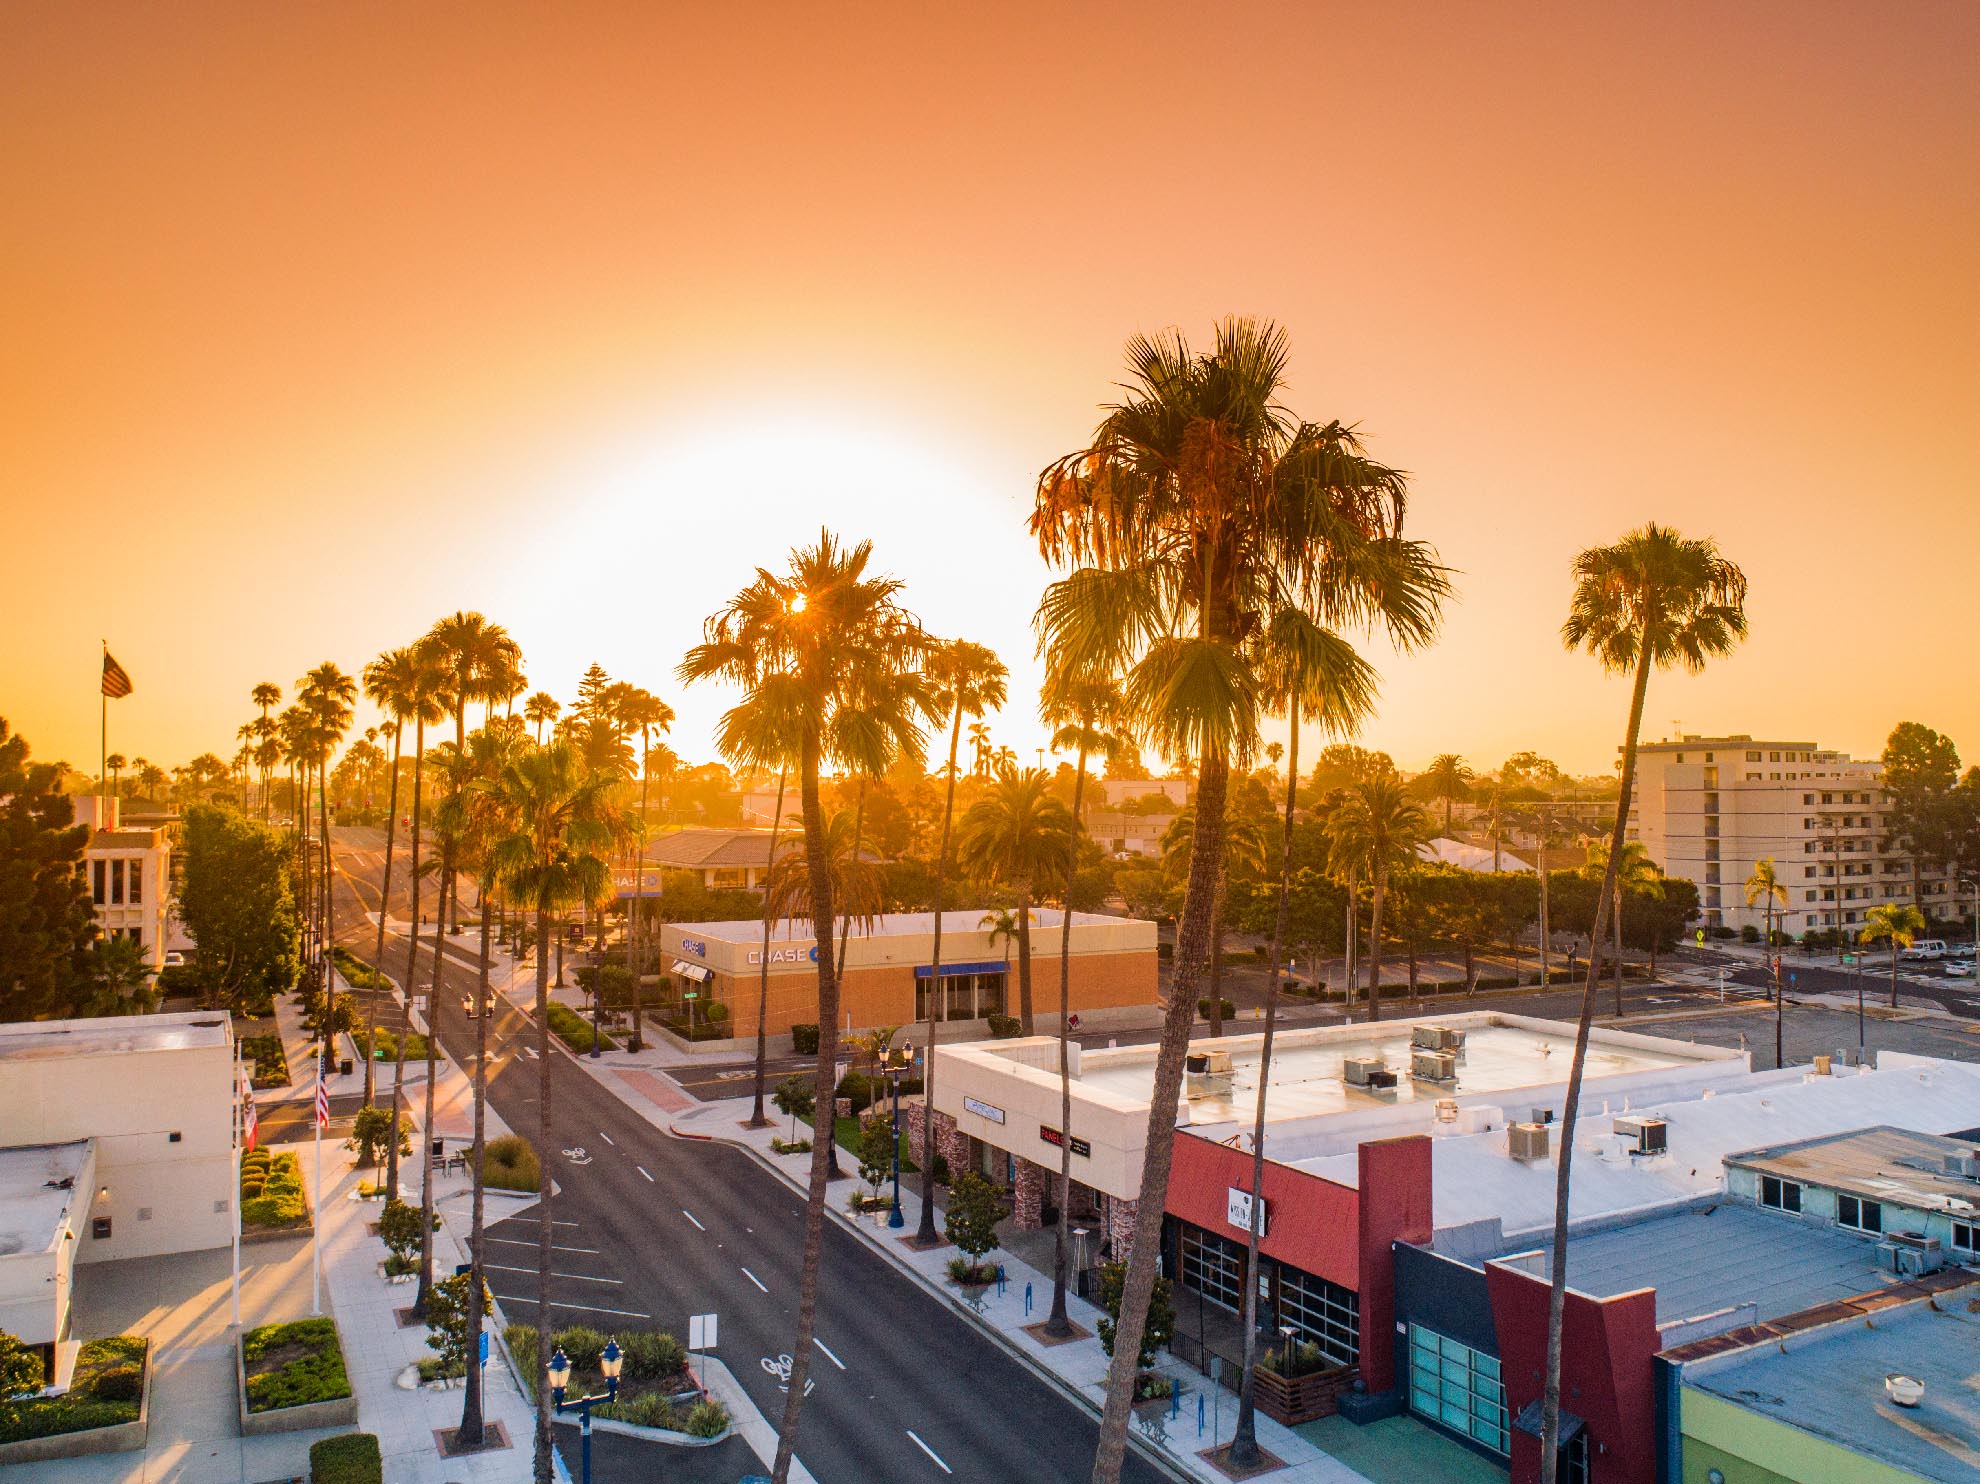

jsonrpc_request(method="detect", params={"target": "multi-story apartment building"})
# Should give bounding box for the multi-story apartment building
[1625,734,1959,935]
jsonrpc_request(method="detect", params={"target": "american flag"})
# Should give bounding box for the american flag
[240,1063,258,1151]
[315,1057,330,1130]
[101,649,133,699]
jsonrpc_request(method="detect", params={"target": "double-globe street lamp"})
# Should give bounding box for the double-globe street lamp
[877,1043,917,1229]
[548,1338,623,1484]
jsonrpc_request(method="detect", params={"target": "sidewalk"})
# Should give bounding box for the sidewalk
[575,1054,1373,1484]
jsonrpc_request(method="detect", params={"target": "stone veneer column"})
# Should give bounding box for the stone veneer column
[1105,1194,1139,1262]
[1011,1157,1047,1229]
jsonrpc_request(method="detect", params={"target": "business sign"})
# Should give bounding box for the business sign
[747,944,821,966]
[1226,1187,1269,1236]
[962,1096,1006,1125]
[682,937,707,958]
[1039,1124,1091,1158]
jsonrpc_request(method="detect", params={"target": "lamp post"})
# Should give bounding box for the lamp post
[548,1338,622,1484]
[1848,952,1865,1055]
[882,1044,914,1229]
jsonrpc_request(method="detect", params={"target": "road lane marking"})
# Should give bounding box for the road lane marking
[599,1132,615,1146]
[638,1166,654,1182]
[813,1338,846,1370]
[682,1210,705,1231]
[906,1431,953,1474]
[491,1294,652,1319]
[482,1238,600,1254]
[482,1264,623,1285]
[741,1267,768,1293]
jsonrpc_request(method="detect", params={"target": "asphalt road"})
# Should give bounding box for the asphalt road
[329,828,1169,1484]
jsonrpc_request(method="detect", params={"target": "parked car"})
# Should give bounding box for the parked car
[1945,962,1974,979]
[1950,944,1978,961]
[1899,939,1948,962]
[163,950,185,967]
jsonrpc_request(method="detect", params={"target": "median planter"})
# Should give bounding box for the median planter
[0,1338,151,1465]
[1250,1360,1357,1426]
[236,1318,359,1436]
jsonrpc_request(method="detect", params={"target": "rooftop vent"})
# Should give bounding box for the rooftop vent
[1885,1374,1925,1408]
[1509,1123,1551,1162]
[1944,1151,1980,1181]
[1343,1056,1385,1086]
[1612,1115,1668,1156]
[1411,1049,1457,1083]
[1434,1097,1460,1123]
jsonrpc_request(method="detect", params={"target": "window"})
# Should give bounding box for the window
[1563,1433,1590,1484]
[1953,1222,1977,1255]
[1746,773,1761,782]
[916,971,1008,1023]
[1408,1324,1508,1457]
[1279,1266,1359,1367]
[128,861,141,904]
[1805,890,1816,902]
[1803,867,1815,879]
[112,859,126,905]
[1705,753,1715,763]
[1179,1224,1245,1312]
[92,859,106,904]
[1747,751,1762,763]
[1837,1194,1883,1233]
[1760,1176,1803,1213]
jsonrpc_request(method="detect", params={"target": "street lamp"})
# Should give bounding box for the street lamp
[880,1044,915,1229]
[588,950,605,1059]
[549,1338,622,1484]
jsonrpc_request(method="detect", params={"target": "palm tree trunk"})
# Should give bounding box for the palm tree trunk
[386,717,425,1208]
[1539,644,1652,1484]
[770,728,840,1484]
[415,869,450,1318]
[364,726,403,1108]
[458,899,493,1445]
[917,702,966,1247]
[1771,899,1784,1069]
[1891,944,1900,1009]
[319,756,335,1065]
[748,765,789,1129]
[1538,838,1550,987]
[1016,890,1035,1036]
[1090,752,1228,1484]
[1613,875,1624,1016]
[1367,867,1387,1014]
[630,738,650,1052]
[1208,870,1227,1037]
[1231,709,1301,1463]
[531,897,555,1484]
[1045,738,1092,1337]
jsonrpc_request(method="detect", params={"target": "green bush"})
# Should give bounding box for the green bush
[985,1014,1022,1038]
[835,1070,875,1113]
[618,1329,686,1381]
[1196,996,1236,1021]
[0,1333,156,1439]
[89,1363,143,1403]
[241,1035,289,1088]
[599,1390,678,1428]
[1096,1260,1175,1368]
[377,1198,430,1264]
[505,1323,538,1389]
[241,1317,351,1412]
[684,1398,730,1438]
[789,1022,820,1055]
[242,1192,306,1229]
[484,1134,541,1193]
[702,999,729,1024]
[552,1325,608,1371]
[309,1432,383,1484]
[547,1000,617,1053]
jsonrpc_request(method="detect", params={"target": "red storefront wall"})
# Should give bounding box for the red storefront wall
[1484,1261,1660,1484]
[1166,1131,1431,1392]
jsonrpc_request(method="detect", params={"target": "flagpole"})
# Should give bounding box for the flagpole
[232,1040,243,1327]
[312,1050,324,1316]
[99,641,108,828]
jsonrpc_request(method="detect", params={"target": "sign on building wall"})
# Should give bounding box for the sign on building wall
[1226,1187,1269,1236]
[1039,1124,1091,1157]
[682,937,707,957]
[747,944,820,965]
[962,1096,1006,1125]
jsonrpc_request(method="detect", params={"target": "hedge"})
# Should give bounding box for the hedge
[309,1432,383,1484]
[241,1035,289,1089]
[484,1134,541,1193]
[240,1150,308,1230]
[547,1000,617,1053]
[790,1022,820,1055]
[242,1317,351,1413]
[0,1336,147,1443]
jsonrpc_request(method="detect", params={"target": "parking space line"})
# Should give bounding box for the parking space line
[906,1431,953,1474]
[638,1166,654,1182]
[682,1210,705,1232]
[814,1338,846,1370]
[482,1238,600,1254]
[491,1294,652,1320]
[741,1267,768,1293]
[599,1132,614,1146]
[482,1264,623,1285]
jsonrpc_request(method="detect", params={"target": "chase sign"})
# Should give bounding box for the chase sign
[681,937,707,958]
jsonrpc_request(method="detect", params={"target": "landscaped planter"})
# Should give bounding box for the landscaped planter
[1249,1361,1357,1426]
[236,1320,359,1436]
[0,1343,151,1465]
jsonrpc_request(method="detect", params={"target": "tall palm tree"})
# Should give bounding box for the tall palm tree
[487,739,622,1484]
[1160,804,1269,1036]
[1037,671,1128,1336]
[104,752,126,800]
[523,691,560,744]
[299,664,356,1029]
[276,704,314,957]
[360,648,424,1108]
[1584,836,1659,1012]
[386,640,448,1208]
[1328,775,1429,1020]
[605,683,675,1051]
[251,682,282,821]
[966,720,992,777]
[1745,857,1789,1066]
[1033,319,1447,1484]
[1861,902,1926,1010]
[1542,523,1748,1482]
[1417,753,1472,835]
[1229,610,1378,1464]
[680,532,928,1484]
[956,762,1073,1036]
[912,638,1007,1245]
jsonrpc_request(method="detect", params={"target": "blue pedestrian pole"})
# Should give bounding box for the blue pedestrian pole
[1198,1393,1206,1436]
[1024,1281,1033,1317]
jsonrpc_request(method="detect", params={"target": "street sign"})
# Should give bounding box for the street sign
[1696,929,1705,946]
[479,1331,489,1367]
[689,1313,718,1351]
[1843,953,1858,964]
[682,990,699,1000]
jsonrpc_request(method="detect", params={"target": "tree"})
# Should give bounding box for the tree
[910,638,1007,1244]
[1033,319,1447,1484]
[177,804,301,1011]
[424,1272,495,1379]
[1861,903,1927,1010]
[1584,836,1658,1011]
[249,682,283,820]
[81,934,157,1016]
[943,1170,1007,1278]
[1327,775,1428,1020]
[1308,742,1396,796]
[384,643,447,1211]
[1096,1261,1174,1371]
[1882,723,1961,919]
[1542,523,1748,1482]
[957,762,1076,1036]
[605,683,674,1052]
[0,1327,45,1419]
[487,738,623,1482]
[1746,857,1789,1065]
[346,1104,411,1167]
[298,661,356,1057]
[772,1073,814,1141]
[680,532,929,1484]
[1416,753,1472,835]
[0,719,96,1022]
[522,691,560,744]
[856,1113,895,1205]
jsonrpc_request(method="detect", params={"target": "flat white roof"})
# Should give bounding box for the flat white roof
[0,1140,91,1257]
[0,1010,231,1064]
[668,908,1136,945]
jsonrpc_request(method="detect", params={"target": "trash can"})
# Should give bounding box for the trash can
[339,1058,354,1077]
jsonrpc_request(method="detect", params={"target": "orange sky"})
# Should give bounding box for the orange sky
[4,2,1977,781]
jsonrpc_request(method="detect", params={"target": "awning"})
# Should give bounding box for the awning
[670,959,712,983]
[913,960,1008,979]
[1512,1399,1585,1446]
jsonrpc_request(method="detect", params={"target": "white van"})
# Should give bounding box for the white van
[1900,939,1948,962]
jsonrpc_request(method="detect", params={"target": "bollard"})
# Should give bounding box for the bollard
[996,1265,1007,1298]
[1170,1384,1179,1420]
[1024,1281,1033,1317]
[1197,1393,1206,1436]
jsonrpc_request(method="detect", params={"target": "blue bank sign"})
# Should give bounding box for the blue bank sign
[746,944,820,966]
[681,937,707,958]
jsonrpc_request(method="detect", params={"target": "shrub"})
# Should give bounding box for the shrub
[90,1363,143,1403]
[944,1170,1006,1266]
[790,1022,820,1055]
[684,1398,730,1438]
[601,1390,678,1428]
[835,1070,875,1113]
[242,1317,351,1412]
[484,1134,541,1193]
[547,1000,617,1053]
[241,1192,306,1229]
[618,1329,686,1382]
[241,1035,289,1088]
[946,1254,996,1285]
[422,1273,492,1378]
[1196,996,1236,1021]
[770,1137,812,1155]
[1096,1261,1174,1368]
[377,1198,431,1265]
[985,1014,1022,1038]
[309,1432,383,1484]
[703,999,729,1024]
[552,1325,608,1371]
[1740,923,1761,944]
[346,1105,412,1167]
[504,1324,538,1390]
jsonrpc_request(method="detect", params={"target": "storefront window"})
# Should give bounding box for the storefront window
[1179,1224,1245,1311]
[1279,1267,1359,1368]
[1408,1323,1508,1457]
[916,971,1009,1022]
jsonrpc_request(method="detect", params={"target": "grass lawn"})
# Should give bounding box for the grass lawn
[798,1112,919,1172]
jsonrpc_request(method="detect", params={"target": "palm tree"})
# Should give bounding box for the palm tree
[299,663,357,1037]
[104,752,126,799]
[251,682,282,820]
[966,720,992,777]
[1229,609,1378,1465]
[1037,671,1128,1336]
[1327,774,1427,1020]
[605,683,675,1051]
[956,762,1074,1036]
[1541,523,1748,1482]
[1417,753,1472,836]
[1584,836,1658,1012]
[1160,804,1269,1036]
[1033,319,1447,1483]
[523,691,560,744]
[1263,740,1284,775]
[680,531,928,1484]
[386,640,448,1208]
[136,759,167,799]
[911,638,1008,1244]
[1745,857,1789,1066]
[359,648,424,1108]
[1861,903,1926,1010]
[487,739,622,1484]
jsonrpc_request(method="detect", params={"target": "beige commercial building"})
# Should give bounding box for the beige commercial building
[72,797,174,968]
[1625,734,1962,935]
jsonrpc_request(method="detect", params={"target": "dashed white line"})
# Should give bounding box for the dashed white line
[906,1430,953,1474]
[483,1238,600,1254]
[813,1338,846,1370]
[637,1166,654,1183]
[682,1210,705,1231]
[491,1295,652,1319]
[599,1132,614,1146]
[482,1265,623,1285]
[741,1267,768,1293]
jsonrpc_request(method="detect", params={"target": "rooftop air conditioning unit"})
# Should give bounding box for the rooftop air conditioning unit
[1943,1151,1980,1181]
[1343,1056,1385,1087]
[1364,1067,1398,1090]
[1411,1025,1443,1050]
[1441,1028,1467,1053]
[1529,1107,1556,1126]
[1434,1097,1460,1123]
[1509,1123,1551,1162]
[1613,1115,1668,1156]
[1202,1049,1234,1076]
[1411,1049,1457,1083]
[1880,1236,1946,1276]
